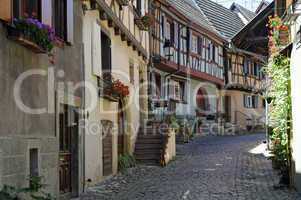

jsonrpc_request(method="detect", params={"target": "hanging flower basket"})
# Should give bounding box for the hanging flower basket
[279,27,289,46]
[135,13,154,31]
[102,73,130,99]
[7,18,56,54]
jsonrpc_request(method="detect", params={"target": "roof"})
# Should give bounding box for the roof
[230,3,256,22]
[195,0,245,40]
[166,0,218,35]
[232,1,274,56]
[255,0,270,14]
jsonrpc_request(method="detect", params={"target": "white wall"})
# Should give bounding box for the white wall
[176,79,220,117]
[290,15,301,192]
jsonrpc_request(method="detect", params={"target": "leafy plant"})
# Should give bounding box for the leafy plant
[0,176,55,200]
[265,55,291,172]
[118,154,136,172]
[13,18,56,52]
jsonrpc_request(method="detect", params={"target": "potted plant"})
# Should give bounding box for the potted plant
[102,73,130,99]
[7,18,56,54]
[135,13,154,31]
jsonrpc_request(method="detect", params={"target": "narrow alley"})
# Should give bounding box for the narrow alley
[82,134,300,200]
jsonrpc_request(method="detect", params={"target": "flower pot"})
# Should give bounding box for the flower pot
[279,30,289,46]
[6,26,47,54]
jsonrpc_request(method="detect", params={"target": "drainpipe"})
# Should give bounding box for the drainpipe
[81,42,86,193]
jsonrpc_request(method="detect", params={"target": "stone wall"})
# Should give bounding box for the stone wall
[0,0,84,197]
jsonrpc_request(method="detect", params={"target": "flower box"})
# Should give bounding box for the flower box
[7,18,56,54]
[6,26,47,54]
[100,73,129,101]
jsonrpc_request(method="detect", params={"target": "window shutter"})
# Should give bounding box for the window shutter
[243,95,247,107]
[209,42,213,61]
[0,0,12,22]
[187,28,191,51]
[170,22,174,45]
[42,0,52,26]
[92,21,102,76]
[215,46,219,63]
[67,0,74,44]
[197,37,202,55]
[174,22,178,48]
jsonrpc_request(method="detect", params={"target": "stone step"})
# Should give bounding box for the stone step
[135,143,163,150]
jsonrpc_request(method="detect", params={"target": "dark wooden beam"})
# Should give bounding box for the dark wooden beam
[246,36,268,43]
[99,10,107,20]
[114,27,120,35]
[108,19,113,27]
[121,33,126,41]
[95,0,148,58]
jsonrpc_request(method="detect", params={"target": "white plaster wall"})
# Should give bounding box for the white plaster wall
[176,79,221,116]
[290,15,301,192]
[83,11,103,184]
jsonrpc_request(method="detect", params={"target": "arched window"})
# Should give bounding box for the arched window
[196,88,209,111]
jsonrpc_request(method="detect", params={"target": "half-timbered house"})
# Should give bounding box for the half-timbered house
[196,0,267,132]
[149,0,225,129]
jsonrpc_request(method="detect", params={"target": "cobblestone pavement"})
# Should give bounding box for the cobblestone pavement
[81,134,301,200]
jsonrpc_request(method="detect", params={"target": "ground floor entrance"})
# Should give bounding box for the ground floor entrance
[59,104,79,198]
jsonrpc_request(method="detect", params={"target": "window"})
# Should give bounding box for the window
[191,35,198,53]
[29,148,39,187]
[54,0,67,40]
[129,63,134,84]
[243,58,250,75]
[169,79,186,101]
[10,0,41,20]
[244,95,259,108]
[165,21,171,40]
[212,45,216,62]
[135,0,142,16]
[197,36,202,55]
[101,32,112,75]
[155,73,161,99]
[22,0,41,19]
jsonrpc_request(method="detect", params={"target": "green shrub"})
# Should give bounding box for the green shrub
[118,154,136,172]
[0,176,55,200]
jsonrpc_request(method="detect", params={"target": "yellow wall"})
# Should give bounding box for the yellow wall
[224,90,265,130]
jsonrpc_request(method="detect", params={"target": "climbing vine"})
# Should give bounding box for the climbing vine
[266,55,291,170]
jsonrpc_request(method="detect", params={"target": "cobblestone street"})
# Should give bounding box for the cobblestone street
[81,134,301,200]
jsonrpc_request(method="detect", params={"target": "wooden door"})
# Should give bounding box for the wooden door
[225,96,231,122]
[59,104,79,196]
[118,101,125,156]
[102,120,113,176]
[59,105,72,194]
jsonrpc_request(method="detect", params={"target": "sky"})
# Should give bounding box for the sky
[215,0,271,12]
